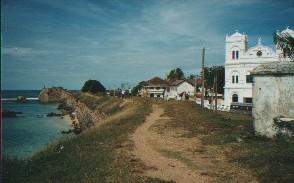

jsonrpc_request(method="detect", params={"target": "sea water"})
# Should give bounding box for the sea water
[2,90,71,159]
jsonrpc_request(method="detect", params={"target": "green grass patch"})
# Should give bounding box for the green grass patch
[3,98,171,183]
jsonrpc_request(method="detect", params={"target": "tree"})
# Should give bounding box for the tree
[202,66,225,94]
[187,74,200,79]
[81,80,106,94]
[132,81,148,96]
[166,68,185,80]
[274,31,294,61]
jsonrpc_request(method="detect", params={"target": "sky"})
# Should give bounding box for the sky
[2,0,294,90]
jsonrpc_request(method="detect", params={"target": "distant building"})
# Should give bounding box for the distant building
[141,77,169,98]
[223,27,294,110]
[141,77,198,100]
[164,79,195,100]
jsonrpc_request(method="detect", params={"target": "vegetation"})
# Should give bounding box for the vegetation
[166,68,185,80]
[132,81,148,96]
[187,74,199,79]
[161,101,294,183]
[202,65,225,94]
[81,80,106,94]
[274,31,294,61]
[3,97,173,183]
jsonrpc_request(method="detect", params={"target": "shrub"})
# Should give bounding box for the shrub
[81,80,106,94]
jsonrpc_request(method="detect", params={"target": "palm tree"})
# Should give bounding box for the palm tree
[274,31,294,61]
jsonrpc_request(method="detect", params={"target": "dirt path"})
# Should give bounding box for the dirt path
[131,104,212,183]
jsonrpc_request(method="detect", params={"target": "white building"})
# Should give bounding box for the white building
[164,80,195,100]
[141,77,169,98]
[223,28,293,110]
[141,77,196,100]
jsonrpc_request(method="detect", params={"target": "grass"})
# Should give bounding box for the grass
[3,97,171,183]
[160,101,294,183]
[159,149,202,170]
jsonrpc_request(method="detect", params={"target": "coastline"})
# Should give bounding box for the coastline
[2,99,72,159]
[62,114,80,127]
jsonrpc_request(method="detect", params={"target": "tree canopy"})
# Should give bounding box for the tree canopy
[81,80,106,94]
[166,68,185,80]
[274,32,294,61]
[202,66,225,94]
[132,81,148,95]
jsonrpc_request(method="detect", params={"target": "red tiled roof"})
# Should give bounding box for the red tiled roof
[186,79,202,86]
[147,77,169,86]
[169,80,184,86]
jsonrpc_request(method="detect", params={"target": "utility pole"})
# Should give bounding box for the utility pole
[194,77,197,100]
[214,69,218,111]
[201,48,205,108]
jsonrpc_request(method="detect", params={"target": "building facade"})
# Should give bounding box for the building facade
[164,80,195,100]
[223,28,293,109]
[141,77,169,98]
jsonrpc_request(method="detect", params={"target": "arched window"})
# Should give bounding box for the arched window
[231,72,239,84]
[232,94,238,103]
[232,49,239,60]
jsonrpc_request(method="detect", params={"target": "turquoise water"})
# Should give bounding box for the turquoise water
[2,90,71,159]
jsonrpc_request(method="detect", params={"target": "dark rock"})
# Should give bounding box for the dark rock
[47,112,62,117]
[36,114,44,118]
[16,96,27,103]
[61,129,72,134]
[2,110,22,117]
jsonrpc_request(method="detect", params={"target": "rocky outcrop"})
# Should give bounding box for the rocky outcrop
[2,110,22,117]
[39,87,106,131]
[39,87,70,103]
[16,96,27,103]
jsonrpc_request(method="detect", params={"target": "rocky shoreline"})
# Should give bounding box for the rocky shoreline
[38,87,106,134]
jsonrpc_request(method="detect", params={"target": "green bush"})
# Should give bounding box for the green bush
[81,80,106,94]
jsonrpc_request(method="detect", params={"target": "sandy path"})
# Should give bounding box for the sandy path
[131,104,211,183]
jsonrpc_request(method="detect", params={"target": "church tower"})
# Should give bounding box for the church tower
[225,30,248,63]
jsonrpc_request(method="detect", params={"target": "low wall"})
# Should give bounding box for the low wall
[252,62,294,137]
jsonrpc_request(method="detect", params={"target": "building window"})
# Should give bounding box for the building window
[150,94,154,98]
[157,95,161,98]
[246,75,253,83]
[232,76,235,83]
[166,87,170,92]
[244,97,252,103]
[236,75,239,83]
[232,50,239,60]
[232,94,238,103]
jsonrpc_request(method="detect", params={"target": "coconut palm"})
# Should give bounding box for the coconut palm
[274,32,294,61]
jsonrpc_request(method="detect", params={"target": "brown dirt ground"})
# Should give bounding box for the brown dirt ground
[130,104,258,183]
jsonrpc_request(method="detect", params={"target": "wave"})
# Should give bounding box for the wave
[1,97,39,101]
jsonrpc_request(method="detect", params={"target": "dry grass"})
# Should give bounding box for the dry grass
[160,101,294,183]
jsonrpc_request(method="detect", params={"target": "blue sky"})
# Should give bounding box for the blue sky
[2,0,294,90]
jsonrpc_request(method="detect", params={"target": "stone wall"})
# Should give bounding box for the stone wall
[252,62,294,137]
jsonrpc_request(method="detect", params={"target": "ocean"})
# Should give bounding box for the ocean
[2,90,71,159]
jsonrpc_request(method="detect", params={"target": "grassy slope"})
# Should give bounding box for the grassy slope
[160,101,294,183]
[3,97,171,183]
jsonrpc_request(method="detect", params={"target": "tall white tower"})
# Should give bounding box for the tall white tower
[225,30,248,63]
